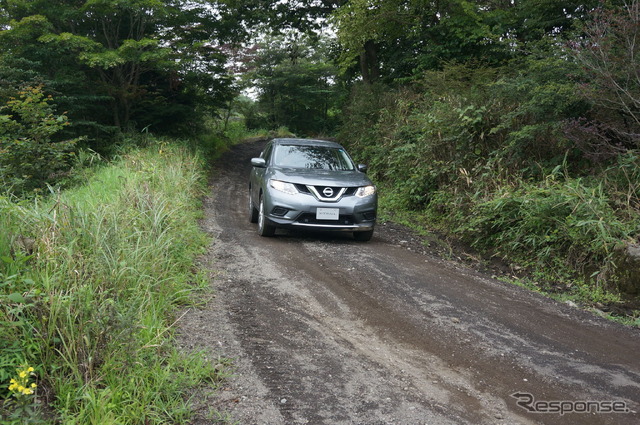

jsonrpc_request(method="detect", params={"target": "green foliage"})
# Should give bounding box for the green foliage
[341,64,504,207]
[244,33,341,135]
[0,0,236,147]
[339,54,639,298]
[0,140,226,423]
[489,48,591,170]
[219,0,342,37]
[0,85,80,195]
[331,0,600,82]
[568,0,640,155]
[459,172,634,280]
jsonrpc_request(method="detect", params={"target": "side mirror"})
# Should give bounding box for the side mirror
[251,158,266,168]
[357,164,368,173]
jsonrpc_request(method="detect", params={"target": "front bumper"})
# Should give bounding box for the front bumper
[264,189,377,232]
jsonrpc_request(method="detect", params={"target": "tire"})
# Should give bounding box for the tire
[258,196,276,237]
[249,192,259,223]
[353,229,374,242]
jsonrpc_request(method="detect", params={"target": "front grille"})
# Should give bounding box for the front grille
[297,213,355,225]
[293,185,358,198]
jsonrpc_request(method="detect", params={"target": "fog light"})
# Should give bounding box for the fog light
[271,207,288,216]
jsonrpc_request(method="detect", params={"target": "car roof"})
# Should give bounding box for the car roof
[271,138,344,149]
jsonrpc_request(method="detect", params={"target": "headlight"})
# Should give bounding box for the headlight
[355,185,376,198]
[269,179,298,195]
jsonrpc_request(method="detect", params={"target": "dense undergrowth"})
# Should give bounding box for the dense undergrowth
[1,138,227,423]
[339,62,640,325]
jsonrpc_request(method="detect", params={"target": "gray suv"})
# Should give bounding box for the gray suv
[249,138,377,241]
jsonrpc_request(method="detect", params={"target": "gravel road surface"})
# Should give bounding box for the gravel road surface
[178,140,640,425]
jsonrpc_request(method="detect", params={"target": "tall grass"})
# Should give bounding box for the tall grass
[1,139,224,423]
[458,170,636,283]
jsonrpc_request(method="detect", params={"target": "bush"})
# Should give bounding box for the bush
[459,172,636,282]
[338,60,640,293]
[0,85,82,195]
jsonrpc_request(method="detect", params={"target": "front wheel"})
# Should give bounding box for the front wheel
[249,192,259,223]
[258,196,276,237]
[353,229,374,242]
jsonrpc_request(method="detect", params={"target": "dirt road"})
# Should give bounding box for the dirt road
[178,140,640,425]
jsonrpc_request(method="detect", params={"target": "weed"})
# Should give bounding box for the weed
[0,139,227,423]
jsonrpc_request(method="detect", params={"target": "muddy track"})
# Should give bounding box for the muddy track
[178,140,640,425]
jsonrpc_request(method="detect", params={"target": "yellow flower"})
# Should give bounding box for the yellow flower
[8,365,38,397]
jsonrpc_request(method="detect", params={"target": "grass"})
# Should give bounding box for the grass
[1,137,228,423]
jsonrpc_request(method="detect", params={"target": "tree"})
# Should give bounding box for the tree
[246,33,341,135]
[332,0,601,83]
[332,0,409,83]
[568,0,640,154]
[0,0,236,147]
[0,86,80,194]
[220,0,344,35]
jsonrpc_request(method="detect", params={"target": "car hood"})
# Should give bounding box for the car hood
[269,167,373,187]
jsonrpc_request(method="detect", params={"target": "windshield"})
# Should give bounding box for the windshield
[273,145,355,171]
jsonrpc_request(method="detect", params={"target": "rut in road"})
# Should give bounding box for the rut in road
[178,140,640,425]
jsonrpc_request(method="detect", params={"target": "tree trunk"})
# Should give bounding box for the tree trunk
[360,40,380,84]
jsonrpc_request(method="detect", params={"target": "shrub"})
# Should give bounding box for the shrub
[459,173,635,281]
[0,85,81,195]
[338,59,640,293]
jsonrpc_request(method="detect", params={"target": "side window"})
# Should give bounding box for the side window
[262,144,274,164]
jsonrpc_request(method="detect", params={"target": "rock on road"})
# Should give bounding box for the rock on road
[178,140,640,425]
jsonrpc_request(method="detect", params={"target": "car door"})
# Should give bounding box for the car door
[250,141,273,204]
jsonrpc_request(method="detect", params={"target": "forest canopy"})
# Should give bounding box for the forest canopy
[0,0,245,144]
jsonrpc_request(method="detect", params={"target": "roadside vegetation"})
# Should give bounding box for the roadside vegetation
[0,0,249,420]
[0,0,311,421]
[0,137,233,423]
[339,60,640,320]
